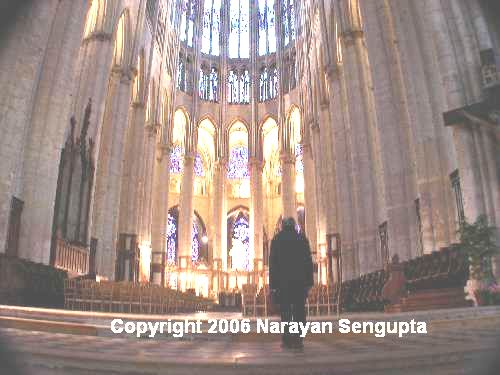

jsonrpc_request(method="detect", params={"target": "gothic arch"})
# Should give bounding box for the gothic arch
[112,9,132,69]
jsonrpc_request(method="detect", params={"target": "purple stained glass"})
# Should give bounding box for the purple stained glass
[194,153,204,177]
[231,216,250,271]
[167,213,177,265]
[227,146,249,179]
[295,144,303,174]
[191,219,199,262]
[170,145,184,174]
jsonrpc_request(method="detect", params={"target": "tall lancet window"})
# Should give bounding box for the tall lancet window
[259,67,269,101]
[198,66,209,100]
[282,0,296,47]
[201,0,221,55]
[209,67,219,102]
[180,0,197,47]
[240,69,250,103]
[229,0,250,59]
[228,69,239,103]
[258,0,276,56]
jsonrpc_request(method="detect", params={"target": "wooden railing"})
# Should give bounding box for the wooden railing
[54,238,89,276]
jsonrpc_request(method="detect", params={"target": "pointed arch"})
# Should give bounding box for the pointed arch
[83,0,101,38]
[132,48,145,103]
[113,9,131,68]
[171,107,190,150]
[286,104,302,151]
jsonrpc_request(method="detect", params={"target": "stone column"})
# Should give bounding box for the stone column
[150,144,171,285]
[119,102,146,236]
[249,158,264,279]
[302,143,318,255]
[136,124,158,282]
[9,0,90,263]
[280,152,296,220]
[337,0,386,274]
[92,70,132,279]
[177,153,195,288]
[211,158,227,291]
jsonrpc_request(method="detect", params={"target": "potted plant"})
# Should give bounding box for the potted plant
[457,215,499,306]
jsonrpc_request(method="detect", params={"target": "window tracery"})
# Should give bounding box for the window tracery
[201,0,221,56]
[229,0,250,59]
[258,0,277,56]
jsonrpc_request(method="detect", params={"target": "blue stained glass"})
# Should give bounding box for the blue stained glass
[231,216,250,271]
[227,146,249,179]
[194,153,204,177]
[170,145,184,174]
[201,0,221,56]
[295,144,303,174]
[167,213,177,264]
[228,0,249,59]
[191,220,199,262]
[258,0,276,56]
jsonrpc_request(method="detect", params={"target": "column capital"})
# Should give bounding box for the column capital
[280,152,295,164]
[156,143,171,161]
[341,30,364,46]
[145,123,159,137]
[249,157,264,170]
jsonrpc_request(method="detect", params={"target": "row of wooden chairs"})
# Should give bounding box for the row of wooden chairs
[340,270,388,312]
[64,280,213,314]
[404,245,468,292]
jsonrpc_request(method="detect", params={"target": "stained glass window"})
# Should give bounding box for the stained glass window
[201,0,221,56]
[180,0,196,47]
[170,145,184,173]
[209,67,218,102]
[198,67,209,99]
[191,220,199,262]
[295,143,303,174]
[259,66,277,101]
[258,0,276,56]
[194,153,204,177]
[229,0,250,59]
[282,0,295,47]
[271,65,278,98]
[230,216,250,271]
[166,212,177,264]
[259,67,268,101]
[228,70,238,103]
[239,69,249,103]
[227,146,249,179]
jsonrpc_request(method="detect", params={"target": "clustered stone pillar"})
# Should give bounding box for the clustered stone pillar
[150,144,171,285]
[92,70,132,279]
[119,102,146,238]
[211,158,227,292]
[177,154,195,290]
[249,158,264,284]
[137,124,158,282]
[302,143,318,257]
[280,152,297,221]
[337,0,386,275]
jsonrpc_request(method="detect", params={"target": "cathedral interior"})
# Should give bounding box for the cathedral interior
[0,0,500,373]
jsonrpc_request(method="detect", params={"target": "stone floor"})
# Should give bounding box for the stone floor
[0,306,499,374]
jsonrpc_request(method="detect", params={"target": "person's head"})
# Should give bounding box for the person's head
[282,217,296,232]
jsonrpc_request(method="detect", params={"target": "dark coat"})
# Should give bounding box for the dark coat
[269,227,314,298]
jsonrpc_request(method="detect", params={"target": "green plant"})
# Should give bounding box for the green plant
[457,215,499,282]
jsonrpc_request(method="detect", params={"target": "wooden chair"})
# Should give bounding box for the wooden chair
[242,284,258,316]
[64,279,76,310]
[94,281,113,312]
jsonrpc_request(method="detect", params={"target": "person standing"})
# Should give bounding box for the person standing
[269,217,314,349]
